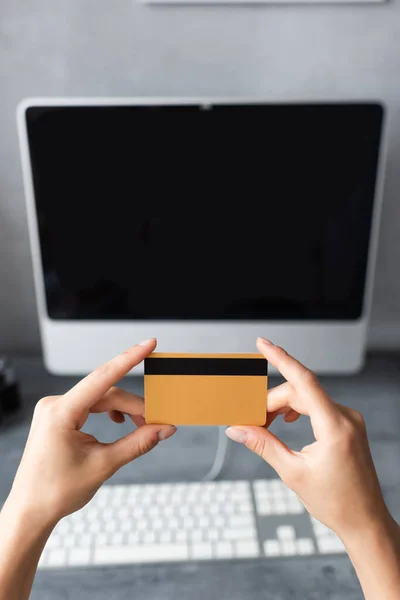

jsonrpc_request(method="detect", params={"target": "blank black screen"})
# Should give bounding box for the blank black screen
[26,103,383,320]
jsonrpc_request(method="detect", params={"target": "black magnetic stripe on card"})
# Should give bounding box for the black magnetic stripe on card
[144,358,268,376]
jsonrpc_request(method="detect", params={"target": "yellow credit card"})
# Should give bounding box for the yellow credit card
[144,352,268,426]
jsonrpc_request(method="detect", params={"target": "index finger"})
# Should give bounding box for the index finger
[64,338,157,422]
[256,337,339,429]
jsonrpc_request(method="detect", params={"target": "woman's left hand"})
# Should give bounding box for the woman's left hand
[8,338,176,528]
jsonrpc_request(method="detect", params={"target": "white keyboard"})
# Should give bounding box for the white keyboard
[39,479,346,569]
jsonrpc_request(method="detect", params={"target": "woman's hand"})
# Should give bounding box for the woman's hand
[227,337,388,538]
[226,338,400,600]
[8,338,176,527]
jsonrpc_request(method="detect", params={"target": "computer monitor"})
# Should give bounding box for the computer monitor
[17,98,386,375]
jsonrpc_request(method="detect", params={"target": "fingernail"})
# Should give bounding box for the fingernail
[225,427,248,443]
[257,337,274,346]
[138,338,156,346]
[158,426,176,441]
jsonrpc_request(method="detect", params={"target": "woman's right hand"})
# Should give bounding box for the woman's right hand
[226,337,390,540]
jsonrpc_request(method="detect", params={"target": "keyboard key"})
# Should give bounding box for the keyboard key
[276,526,296,541]
[224,528,256,541]
[76,536,92,548]
[103,508,114,519]
[164,506,175,517]
[86,508,99,521]
[206,529,219,542]
[198,516,210,528]
[214,541,234,559]
[47,549,68,567]
[159,531,172,543]
[168,517,179,530]
[271,480,283,491]
[317,536,346,554]
[170,493,183,504]
[152,518,164,530]
[46,535,60,550]
[142,494,154,505]
[235,481,249,491]
[56,520,70,534]
[257,505,272,516]
[287,500,304,514]
[89,521,102,533]
[148,506,159,517]
[178,505,190,517]
[275,504,287,515]
[183,516,195,529]
[143,531,156,544]
[219,481,232,490]
[110,532,123,544]
[296,538,315,555]
[128,532,140,544]
[190,530,203,542]
[112,485,127,497]
[264,540,281,557]
[118,508,130,519]
[213,516,225,528]
[229,515,254,528]
[280,540,297,556]
[68,548,91,566]
[120,520,132,533]
[175,530,188,542]
[235,540,260,558]
[63,535,77,549]
[105,521,117,533]
[238,503,253,514]
[132,506,144,518]
[97,533,108,546]
[253,480,268,491]
[191,542,213,560]
[94,544,189,565]
[313,521,329,535]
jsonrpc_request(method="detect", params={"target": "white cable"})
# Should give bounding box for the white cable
[201,426,230,481]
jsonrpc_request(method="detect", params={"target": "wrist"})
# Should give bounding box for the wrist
[1,492,58,538]
[339,509,398,553]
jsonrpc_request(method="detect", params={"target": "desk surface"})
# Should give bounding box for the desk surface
[1,353,400,600]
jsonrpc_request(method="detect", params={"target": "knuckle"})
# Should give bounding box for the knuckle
[34,396,53,412]
[352,409,366,429]
[247,437,267,459]
[301,368,318,386]
[340,417,359,445]
[276,346,288,357]
[137,434,158,456]
[96,450,114,479]
[106,386,120,397]
[92,361,113,380]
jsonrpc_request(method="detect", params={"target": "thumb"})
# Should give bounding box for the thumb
[226,426,301,481]
[102,424,176,473]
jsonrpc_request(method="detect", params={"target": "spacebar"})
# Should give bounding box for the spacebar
[93,543,189,564]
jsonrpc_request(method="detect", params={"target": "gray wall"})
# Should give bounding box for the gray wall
[1,0,400,354]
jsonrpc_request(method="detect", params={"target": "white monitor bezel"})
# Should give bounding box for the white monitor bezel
[17,97,388,375]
